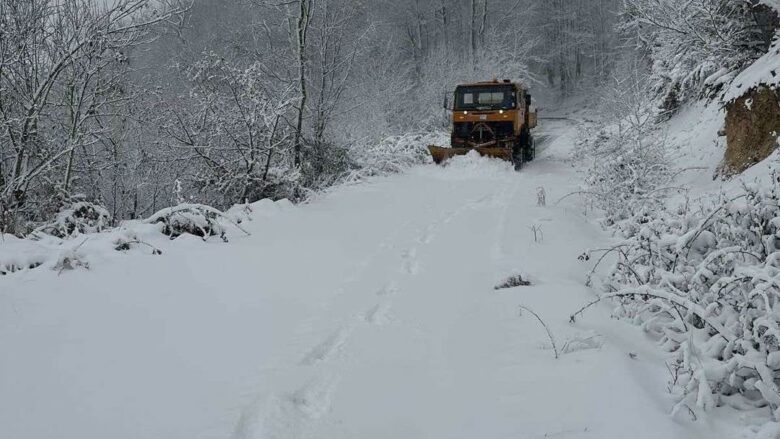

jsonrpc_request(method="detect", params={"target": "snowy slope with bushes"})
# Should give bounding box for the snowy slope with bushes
[573,18,780,433]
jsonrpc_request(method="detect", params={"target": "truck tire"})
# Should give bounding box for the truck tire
[525,135,536,162]
[512,152,523,171]
[512,142,524,171]
[518,129,533,166]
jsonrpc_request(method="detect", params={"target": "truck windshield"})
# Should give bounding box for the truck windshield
[455,86,515,110]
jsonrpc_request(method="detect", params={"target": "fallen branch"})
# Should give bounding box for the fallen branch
[555,190,607,206]
[569,287,733,342]
[519,304,559,359]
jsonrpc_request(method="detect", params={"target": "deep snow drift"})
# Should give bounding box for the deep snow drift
[0,121,739,439]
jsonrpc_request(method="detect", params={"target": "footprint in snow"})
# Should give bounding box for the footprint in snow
[231,375,340,439]
[375,283,399,297]
[290,374,340,420]
[299,326,352,366]
[362,302,394,326]
[401,248,420,274]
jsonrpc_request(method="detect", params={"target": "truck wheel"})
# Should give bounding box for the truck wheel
[525,135,536,162]
[512,147,524,171]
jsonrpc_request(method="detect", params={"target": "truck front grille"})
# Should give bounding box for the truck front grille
[453,122,514,142]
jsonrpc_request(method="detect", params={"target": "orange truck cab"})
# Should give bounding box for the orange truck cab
[429,79,537,170]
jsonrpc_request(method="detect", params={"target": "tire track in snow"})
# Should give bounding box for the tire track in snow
[232,373,341,439]
[491,178,520,262]
[294,217,414,362]
[286,217,414,359]
[259,280,402,438]
[253,201,448,434]
[233,216,419,439]
[234,189,506,439]
[399,192,500,277]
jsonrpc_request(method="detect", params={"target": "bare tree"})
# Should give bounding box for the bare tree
[159,54,296,206]
[0,0,188,233]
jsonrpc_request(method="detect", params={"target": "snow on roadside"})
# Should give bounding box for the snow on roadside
[661,100,780,200]
[0,199,292,278]
[2,128,440,280]
[572,91,780,438]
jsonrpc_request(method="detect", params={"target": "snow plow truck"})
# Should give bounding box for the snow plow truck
[428,80,537,170]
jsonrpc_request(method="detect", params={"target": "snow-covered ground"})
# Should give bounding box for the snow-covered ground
[657,100,780,201]
[0,121,739,439]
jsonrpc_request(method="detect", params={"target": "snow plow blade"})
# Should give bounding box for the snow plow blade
[428,145,512,165]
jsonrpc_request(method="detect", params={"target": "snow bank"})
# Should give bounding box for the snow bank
[423,150,515,181]
[0,200,291,277]
[756,422,780,439]
[723,42,780,103]
[663,100,780,201]
[661,102,727,196]
[0,235,49,275]
[1,224,163,276]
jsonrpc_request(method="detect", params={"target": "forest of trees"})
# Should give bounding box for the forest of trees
[0,0,776,235]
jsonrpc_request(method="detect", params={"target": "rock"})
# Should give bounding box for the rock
[719,86,780,176]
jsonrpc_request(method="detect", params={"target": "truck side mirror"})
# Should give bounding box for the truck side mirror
[443,93,450,110]
[526,94,532,106]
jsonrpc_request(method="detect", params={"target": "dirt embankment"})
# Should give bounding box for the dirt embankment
[720,86,780,176]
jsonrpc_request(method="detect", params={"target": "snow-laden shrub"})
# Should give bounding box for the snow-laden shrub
[577,128,670,226]
[32,201,112,238]
[53,249,90,273]
[575,68,672,226]
[578,174,780,419]
[112,230,164,255]
[344,132,440,182]
[1,200,253,278]
[622,0,776,113]
[0,235,46,275]
[575,68,780,422]
[145,204,230,242]
[301,140,353,191]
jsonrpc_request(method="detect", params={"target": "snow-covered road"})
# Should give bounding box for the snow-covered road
[1,122,730,439]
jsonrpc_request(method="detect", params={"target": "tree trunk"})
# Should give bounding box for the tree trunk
[440,0,448,58]
[293,0,311,168]
[479,0,488,50]
[471,0,477,67]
